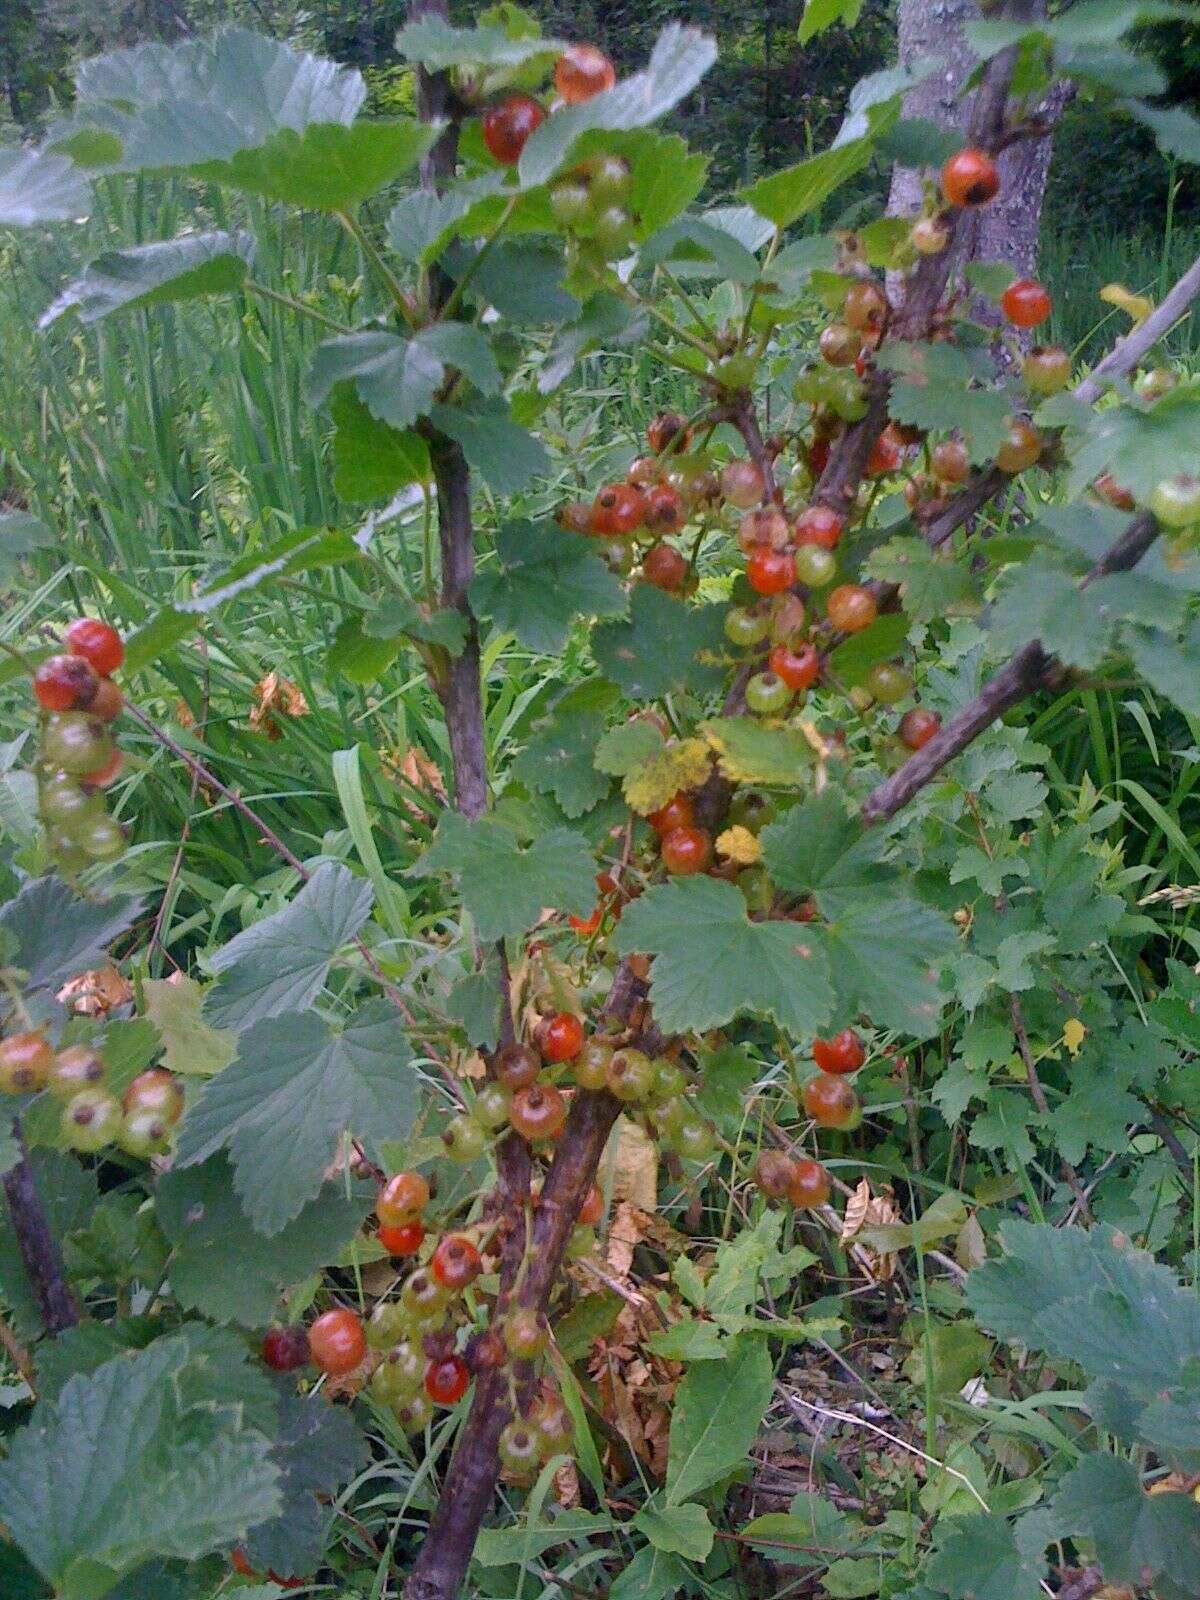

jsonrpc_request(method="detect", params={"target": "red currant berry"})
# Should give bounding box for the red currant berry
[504,1306,549,1360]
[511,1082,568,1141]
[747,546,796,596]
[81,747,124,790]
[647,411,692,455]
[787,1157,831,1208]
[262,1324,311,1372]
[720,459,765,508]
[1023,344,1071,395]
[554,43,616,104]
[431,1233,483,1291]
[899,707,941,750]
[642,543,688,591]
[648,792,694,835]
[47,1045,104,1099]
[802,1075,860,1130]
[812,1029,865,1075]
[643,482,684,532]
[911,215,951,255]
[578,1184,604,1226]
[996,417,1042,474]
[65,618,124,676]
[807,436,831,478]
[498,1418,542,1477]
[495,1042,542,1090]
[0,1032,52,1094]
[34,654,98,712]
[1094,473,1135,511]
[590,482,645,536]
[558,499,593,534]
[88,677,123,722]
[794,505,844,549]
[541,1012,584,1064]
[377,1170,430,1228]
[819,322,860,367]
[661,825,712,876]
[123,1066,185,1125]
[755,1150,798,1199]
[1001,278,1052,329]
[941,147,1000,207]
[931,439,970,484]
[843,281,887,332]
[867,426,904,477]
[425,1353,470,1405]
[379,1220,426,1256]
[826,584,877,634]
[482,95,545,165]
[309,1307,367,1376]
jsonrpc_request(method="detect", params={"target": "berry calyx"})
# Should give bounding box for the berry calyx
[554,43,616,104]
[660,824,712,875]
[34,655,98,713]
[482,95,545,165]
[590,482,645,536]
[0,1031,53,1094]
[379,1220,426,1256]
[65,618,124,676]
[430,1233,483,1291]
[899,707,941,750]
[377,1170,431,1227]
[812,1028,865,1075]
[747,546,796,596]
[826,584,878,634]
[510,1082,567,1141]
[648,792,694,836]
[642,542,688,591]
[794,504,845,549]
[309,1307,366,1376]
[1001,278,1052,329]
[425,1354,470,1405]
[787,1157,832,1208]
[540,1012,584,1064]
[495,1042,541,1090]
[262,1324,311,1372]
[940,147,1000,207]
[802,1074,861,1130]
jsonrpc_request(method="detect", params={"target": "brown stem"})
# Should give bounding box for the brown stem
[2,1123,78,1336]
[861,512,1160,824]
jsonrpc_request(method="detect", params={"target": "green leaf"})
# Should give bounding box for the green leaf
[760,791,955,1036]
[614,876,833,1037]
[365,595,468,655]
[204,862,375,1031]
[799,0,865,43]
[742,136,878,227]
[176,1002,416,1235]
[902,1322,990,1397]
[0,1336,281,1598]
[40,232,254,327]
[513,705,614,818]
[0,146,90,227]
[876,342,1010,463]
[448,967,503,1051]
[926,1513,1045,1600]
[610,1544,692,1600]
[307,325,499,431]
[865,537,977,622]
[647,1319,728,1360]
[988,561,1111,669]
[633,1500,715,1561]
[593,721,711,814]
[0,876,143,993]
[472,1512,613,1568]
[395,16,563,70]
[698,716,815,786]
[1058,380,1200,500]
[200,120,436,210]
[1124,98,1200,164]
[386,189,470,265]
[592,585,726,701]
[1052,1453,1200,1590]
[429,399,551,495]
[965,259,1019,297]
[1125,623,1200,719]
[328,617,401,685]
[516,24,718,187]
[156,1155,372,1325]
[665,1336,773,1504]
[409,812,595,941]
[470,520,626,654]
[0,513,56,592]
[641,216,760,284]
[0,1152,97,1340]
[330,387,430,504]
[827,611,910,686]
[243,1391,367,1580]
[142,976,236,1078]
[451,237,578,323]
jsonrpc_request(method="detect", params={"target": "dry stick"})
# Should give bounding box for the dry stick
[1010,994,1093,1219]
[861,511,1160,825]
[2,1123,78,1336]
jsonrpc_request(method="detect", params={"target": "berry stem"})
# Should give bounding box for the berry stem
[1,1121,78,1336]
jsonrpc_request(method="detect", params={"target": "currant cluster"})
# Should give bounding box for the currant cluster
[32,618,128,873]
[0,1030,183,1158]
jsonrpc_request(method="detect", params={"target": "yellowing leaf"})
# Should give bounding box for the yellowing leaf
[716,826,760,865]
[624,738,711,815]
[699,716,814,786]
[144,976,238,1077]
[1063,1018,1086,1057]
[1100,283,1153,326]
[611,1116,659,1211]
